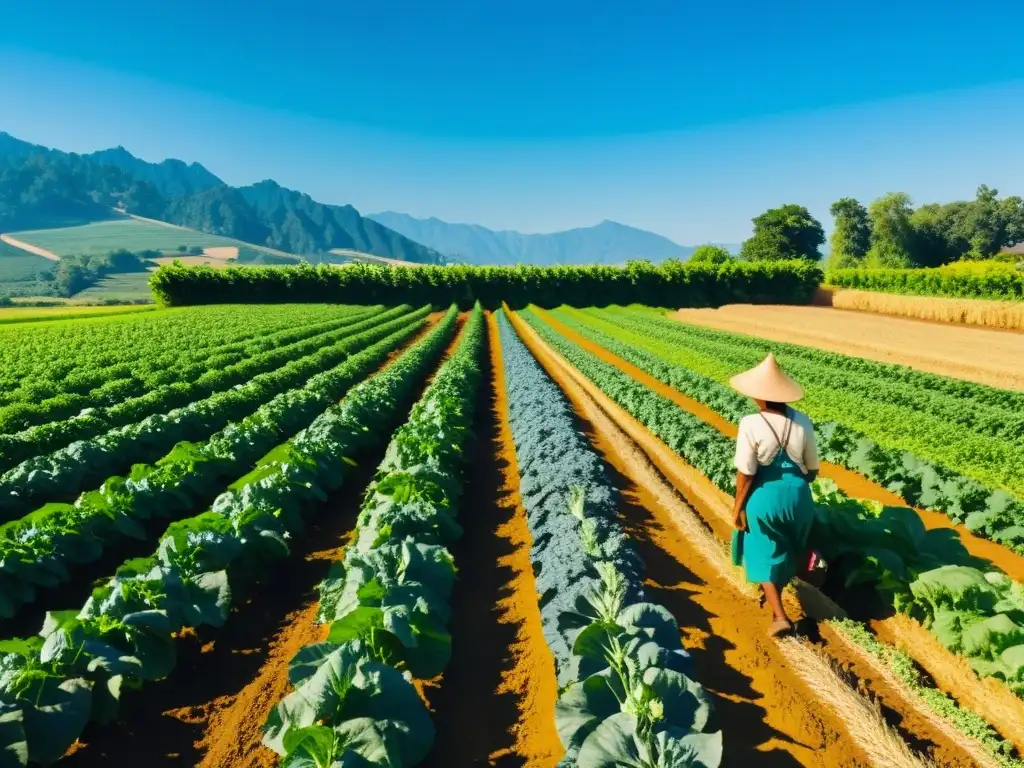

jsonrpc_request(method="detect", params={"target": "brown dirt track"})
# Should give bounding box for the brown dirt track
[672,304,1024,391]
[510,309,1020,767]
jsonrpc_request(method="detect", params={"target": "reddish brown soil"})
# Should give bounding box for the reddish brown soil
[419,312,561,767]
[510,309,987,768]
[535,308,1024,584]
[60,314,451,767]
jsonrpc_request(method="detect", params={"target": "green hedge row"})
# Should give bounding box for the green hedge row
[828,263,1024,301]
[149,260,824,309]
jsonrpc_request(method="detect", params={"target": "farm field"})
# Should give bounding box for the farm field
[8,217,244,258]
[672,303,1024,391]
[1,302,1023,768]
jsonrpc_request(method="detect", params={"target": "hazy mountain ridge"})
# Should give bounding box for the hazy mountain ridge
[0,131,444,263]
[368,211,712,265]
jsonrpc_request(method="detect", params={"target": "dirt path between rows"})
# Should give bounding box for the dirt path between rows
[420,311,561,768]
[537,309,1024,584]
[0,233,60,260]
[517,310,1024,761]
[672,305,1024,391]
[61,316,450,767]
[507,310,959,768]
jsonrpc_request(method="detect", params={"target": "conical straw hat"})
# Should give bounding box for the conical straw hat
[729,353,804,402]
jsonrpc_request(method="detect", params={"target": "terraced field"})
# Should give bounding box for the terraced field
[1,302,1022,768]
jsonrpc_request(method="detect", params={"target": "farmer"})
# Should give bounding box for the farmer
[729,353,819,638]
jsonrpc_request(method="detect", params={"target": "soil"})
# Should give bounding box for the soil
[537,309,1024,584]
[419,312,561,768]
[60,314,450,767]
[509,309,993,768]
[671,305,1024,391]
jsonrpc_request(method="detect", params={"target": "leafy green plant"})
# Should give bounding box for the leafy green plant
[265,304,485,766]
[0,306,460,766]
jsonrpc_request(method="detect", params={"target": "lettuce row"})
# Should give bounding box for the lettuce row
[0,305,382,410]
[519,308,1024,701]
[0,305,381,435]
[263,303,485,767]
[0,303,418,475]
[0,317,427,620]
[0,306,459,767]
[588,306,1024,505]
[498,311,722,768]
[554,307,1024,555]
[0,304,427,516]
[0,304,352,395]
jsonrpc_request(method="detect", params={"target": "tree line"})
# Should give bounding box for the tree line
[689,186,1024,269]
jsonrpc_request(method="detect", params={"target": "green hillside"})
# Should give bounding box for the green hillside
[9,218,240,257]
[0,240,56,297]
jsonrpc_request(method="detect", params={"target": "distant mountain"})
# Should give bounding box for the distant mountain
[0,131,443,264]
[367,212,700,265]
[85,146,223,198]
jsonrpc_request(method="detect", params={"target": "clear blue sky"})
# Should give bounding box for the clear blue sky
[2,0,1024,243]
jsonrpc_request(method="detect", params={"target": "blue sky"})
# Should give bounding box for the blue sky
[1,0,1024,243]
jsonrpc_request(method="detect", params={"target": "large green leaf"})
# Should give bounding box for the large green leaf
[20,676,91,765]
[575,712,723,768]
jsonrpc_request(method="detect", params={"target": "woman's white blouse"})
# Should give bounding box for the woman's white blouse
[734,409,820,476]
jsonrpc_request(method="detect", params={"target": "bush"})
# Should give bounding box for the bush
[828,261,1024,301]
[149,260,824,309]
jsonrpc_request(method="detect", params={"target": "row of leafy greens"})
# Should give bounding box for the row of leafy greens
[0,304,369,401]
[518,308,1024,701]
[0,306,459,766]
[549,306,1024,555]
[0,313,428,619]
[263,303,485,767]
[0,304,420,479]
[0,304,383,437]
[498,310,722,768]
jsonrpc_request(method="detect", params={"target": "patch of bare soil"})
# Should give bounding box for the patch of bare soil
[672,304,1024,391]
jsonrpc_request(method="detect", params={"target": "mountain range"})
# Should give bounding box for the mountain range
[0,132,443,264]
[0,130,723,267]
[367,212,712,265]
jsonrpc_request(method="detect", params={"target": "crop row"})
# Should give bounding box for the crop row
[518,308,1024,701]
[549,308,1024,554]
[0,317,428,620]
[572,306,1024,503]
[593,307,1024,447]
[0,304,379,414]
[0,305,409,438]
[0,306,460,766]
[0,305,430,514]
[498,311,722,767]
[263,304,485,766]
[0,304,351,392]
[0,304,425,475]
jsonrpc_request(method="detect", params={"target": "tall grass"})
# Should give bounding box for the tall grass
[823,288,1024,330]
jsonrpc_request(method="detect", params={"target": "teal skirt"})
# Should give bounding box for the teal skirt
[740,474,815,586]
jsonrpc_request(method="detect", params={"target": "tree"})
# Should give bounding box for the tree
[739,204,824,262]
[867,192,915,267]
[688,245,733,264]
[827,198,871,269]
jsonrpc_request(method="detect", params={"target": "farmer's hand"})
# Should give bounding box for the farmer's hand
[732,508,748,532]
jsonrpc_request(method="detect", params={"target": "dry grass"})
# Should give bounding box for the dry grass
[777,639,936,768]
[821,287,1024,331]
